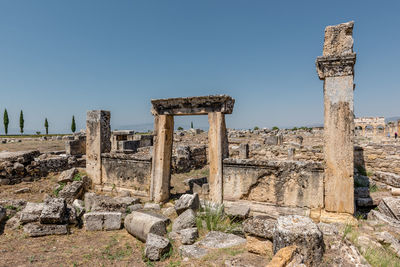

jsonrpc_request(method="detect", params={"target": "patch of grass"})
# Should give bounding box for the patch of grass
[73,173,82,181]
[363,246,400,267]
[100,235,132,261]
[167,260,181,267]
[369,184,379,193]
[53,183,66,196]
[196,203,241,234]
[4,205,21,212]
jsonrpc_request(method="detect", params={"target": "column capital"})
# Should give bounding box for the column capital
[316,53,356,80]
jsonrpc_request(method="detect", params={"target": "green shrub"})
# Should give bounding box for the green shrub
[196,203,240,233]
[54,183,66,196]
[272,126,279,131]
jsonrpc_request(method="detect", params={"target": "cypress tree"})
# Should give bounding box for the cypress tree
[71,115,76,133]
[3,109,9,135]
[19,110,24,134]
[191,121,193,129]
[44,118,49,135]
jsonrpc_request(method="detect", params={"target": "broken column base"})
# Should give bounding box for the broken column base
[310,208,357,226]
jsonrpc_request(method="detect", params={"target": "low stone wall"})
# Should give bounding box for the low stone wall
[223,159,324,210]
[100,153,151,198]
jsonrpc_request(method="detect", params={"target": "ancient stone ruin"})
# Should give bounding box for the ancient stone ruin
[4,21,400,266]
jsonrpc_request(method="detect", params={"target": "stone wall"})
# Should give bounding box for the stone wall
[222,159,324,209]
[101,153,151,198]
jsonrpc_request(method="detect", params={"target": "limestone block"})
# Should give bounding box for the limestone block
[224,204,250,219]
[267,245,298,267]
[322,21,354,57]
[174,193,200,215]
[273,215,324,266]
[145,233,171,261]
[243,216,275,240]
[172,209,196,232]
[39,198,67,224]
[58,181,84,204]
[124,211,167,242]
[246,235,273,256]
[57,168,78,183]
[83,212,121,231]
[144,203,161,210]
[378,197,400,220]
[23,223,68,237]
[197,231,246,249]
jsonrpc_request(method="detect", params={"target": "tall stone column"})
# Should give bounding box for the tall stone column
[316,21,356,215]
[362,126,366,136]
[208,112,228,204]
[150,115,174,203]
[86,110,111,186]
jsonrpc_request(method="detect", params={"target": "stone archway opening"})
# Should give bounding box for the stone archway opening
[149,95,235,204]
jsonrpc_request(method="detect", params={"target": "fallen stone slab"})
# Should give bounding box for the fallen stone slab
[273,215,324,266]
[145,233,171,261]
[83,212,121,231]
[174,193,200,215]
[169,227,199,245]
[125,211,167,242]
[243,216,275,240]
[20,202,45,224]
[172,209,196,232]
[198,231,246,249]
[84,193,138,213]
[246,235,273,256]
[23,223,68,237]
[58,181,84,204]
[40,198,67,224]
[378,197,400,220]
[266,245,299,267]
[374,171,400,188]
[180,244,209,259]
[57,168,78,183]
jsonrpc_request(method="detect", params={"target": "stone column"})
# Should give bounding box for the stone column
[208,112,228,204]
[316,21,356,215]
[150,115,174,203]
[86,110,111,186]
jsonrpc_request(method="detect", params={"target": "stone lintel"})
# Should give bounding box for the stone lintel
[151,95,235,116]
[112,130,135,135]
[223,158,324,171]
[316,54,356,80]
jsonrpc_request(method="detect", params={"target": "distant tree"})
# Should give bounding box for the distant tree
[177,126,184,131]
[71,115,76,133]
[3,109,9,135]
[44,118,49,135]
[253,126,259,131]
[19,110,24,134]
[292,127,298,131]
[191,121,193,129]
[272,126,279,131]
[36,131,41,135]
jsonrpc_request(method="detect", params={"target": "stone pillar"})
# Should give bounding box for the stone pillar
[150,115,174,203]
[316,21,356,215]
[239,143,249,159]
[86,110,111,186]
[208,112,228,204]
[362,126,365,136]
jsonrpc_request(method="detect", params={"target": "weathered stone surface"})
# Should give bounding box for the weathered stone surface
[128,204,143,212]
[225,204,250,219]
[162,206,177,218]
[23,223,68,237]
[124,211,167,242]
[273,215,324,266]
[377,197,400,220]
[39,198,67,224]
[57,168,78,183]
[145,233,171,261]
[180,228,199,245]
[198,231,246,249]
[374,171,400,188]
[144,203,161,210]
[14,187,30,194]
[179,244,209,259]
[151,95,235,116]
[246,235,273,256]
[84,192,138,213]
[322,21,354,57]
[58,181,84,204]
[83,212,121,231]
[172,209,196,232]
[267,245,298,267]
[223,159,324,209]
[174,193,200,215]
[368,210,400,231]
[20,202,45,224]
[243,216,275,240]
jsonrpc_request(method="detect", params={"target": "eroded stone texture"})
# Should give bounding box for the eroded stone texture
[86,110,111,186]
[124,211,167,242]
[316,21,356,215]
[150,115,174,203]
[273,215,324,266]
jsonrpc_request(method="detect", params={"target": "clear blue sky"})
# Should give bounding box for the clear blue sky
[0,1,399,133]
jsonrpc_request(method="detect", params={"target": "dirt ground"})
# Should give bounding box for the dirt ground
[0,139,65,153]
